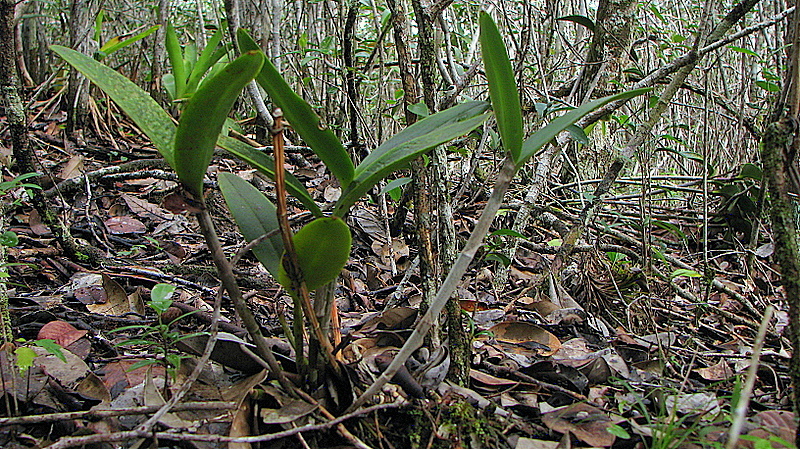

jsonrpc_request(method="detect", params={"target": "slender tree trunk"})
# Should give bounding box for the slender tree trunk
[763,2,800,444]
[410,0,468,385]
[66,0,96,137]
[150,0,169,104]
[13,1,33,88]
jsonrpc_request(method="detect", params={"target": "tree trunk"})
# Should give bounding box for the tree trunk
[560,0,636,184]
[150,0,169,105]
[66,0,96,137]
[763,2,800,444]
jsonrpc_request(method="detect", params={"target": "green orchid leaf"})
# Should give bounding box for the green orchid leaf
[218,172,284,277]
[186,27,227,94]
[238,29,355,187]
[278,217,352,292]
[334,101,489,216]
[165,23,186,99]
[517,88,651,165]
[51,45,177,167]
[174,51,265,197]
[480,12,523,159]
[97,25,160,60]
[34,339,66,362]
[217,135,322,216]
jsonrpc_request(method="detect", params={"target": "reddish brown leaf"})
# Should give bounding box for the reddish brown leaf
[37,320,88,348]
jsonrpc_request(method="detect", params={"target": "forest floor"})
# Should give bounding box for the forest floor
[0,101,796,449]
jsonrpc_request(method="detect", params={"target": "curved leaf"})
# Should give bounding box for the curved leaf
[278,217,352,291]
[174,51,264,197]
[480,12,523,159]
[517,88,652,165]
[97,25,160,60]
[51,45,177,167]
[556,15,596,32]
[218,173,284,277]
[334,101,490,216]
[217,135,322,216]
[238,29,355,187]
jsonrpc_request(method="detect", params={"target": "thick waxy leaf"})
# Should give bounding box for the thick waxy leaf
[278,217,352,292]
[218,173,284,277]
[217,135,322,216]
[186,27,227,95]
[517,88,651,165]
[165,23,186,99]
[333,101,490,216]
[480,12,523,160]
[174,51,265,197]
[52,44,321,214]
[51,46,177,167]
[238,29,355,187]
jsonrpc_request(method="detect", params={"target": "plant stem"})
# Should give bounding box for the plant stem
[348,157,517,411]
[194,206,295,394]
[271,112,340,380]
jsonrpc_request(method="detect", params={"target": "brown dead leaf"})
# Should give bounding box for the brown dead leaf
[28,208,51,236]
[541,402,624,447]
[59,154,84,179]
[696,359,735,381]
[122,193,173,222]
[742,410,796,448]
[105,216,147,234]
[489,321,562,356]
[87,275,131,315]
[37,320,87,348]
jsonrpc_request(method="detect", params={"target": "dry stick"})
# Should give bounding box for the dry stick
[270,111,340,378]
[0,402,236,426]
[726,306,775,449]
[348,157,518,412]
[40,399,396,448]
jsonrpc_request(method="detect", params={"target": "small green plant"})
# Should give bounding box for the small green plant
[14,339,66,375]
[111,283,204,384]
[483,229,526,267]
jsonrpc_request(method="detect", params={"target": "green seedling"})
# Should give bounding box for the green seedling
[111,283,205,383]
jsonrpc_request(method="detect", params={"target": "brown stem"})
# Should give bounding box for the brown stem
[194,205,296,395]
[271,112,340,379]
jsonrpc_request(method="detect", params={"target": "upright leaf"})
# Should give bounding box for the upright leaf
[165,23,186,99]
[217,135,322,216]
[517,88,651,165]
[174,51,264,197]
[238,29,355,187]
[218,173,284,277]
[186,27,227,94]
[479,12,523,160]
[334,101,490,216]
[51,46,177,167]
